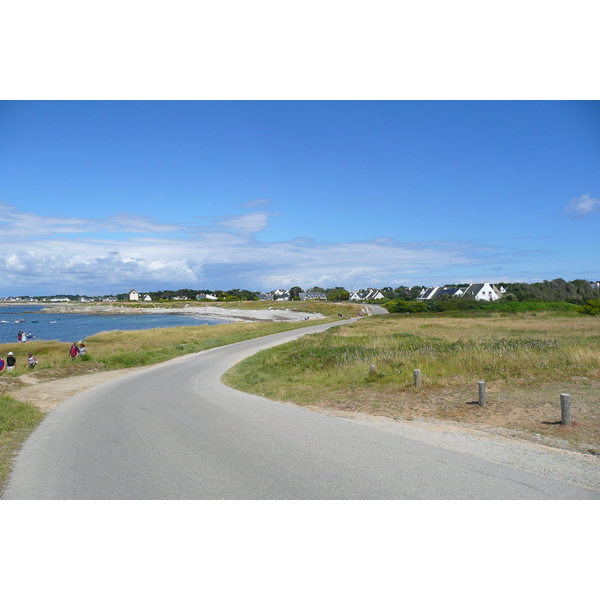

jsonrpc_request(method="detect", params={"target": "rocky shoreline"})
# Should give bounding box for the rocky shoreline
[36,302,324,323]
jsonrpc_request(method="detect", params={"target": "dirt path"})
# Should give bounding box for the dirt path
[9,366,155,413]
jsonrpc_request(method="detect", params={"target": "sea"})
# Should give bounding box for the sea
[0,305,229,344]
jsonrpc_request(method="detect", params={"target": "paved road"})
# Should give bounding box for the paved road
[367,304,388,315]
[4,319,599,499]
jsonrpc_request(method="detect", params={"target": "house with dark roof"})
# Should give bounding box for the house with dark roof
[417,284,504,301]
[417,286,462,300]
[299,292,327,301]
[462,282,503,301]
[350,289,385,301]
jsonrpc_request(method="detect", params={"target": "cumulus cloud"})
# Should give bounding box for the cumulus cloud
[564,194,600,218]
[0,201,513,295]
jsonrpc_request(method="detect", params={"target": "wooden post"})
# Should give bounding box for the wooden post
[414,369,421,388]
[369,364,377,375]
[560,393,571,425]
[478,381,486,406]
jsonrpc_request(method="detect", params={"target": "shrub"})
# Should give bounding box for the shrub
[581,299,600,315]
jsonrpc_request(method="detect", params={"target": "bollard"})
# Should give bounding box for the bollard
[560,393,571,425]
[414,369,421,388]
[478,381,486,406]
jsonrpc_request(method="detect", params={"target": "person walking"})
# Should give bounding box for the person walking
[79,342,86,357]
[6,352,16,372]
[69,343,80,361]
[27,352,38,370]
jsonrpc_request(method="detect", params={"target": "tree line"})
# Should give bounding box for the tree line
[113,279,600,304]
[17,278,600,306]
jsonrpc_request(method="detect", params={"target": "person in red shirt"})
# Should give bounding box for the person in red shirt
[69,343,80,361]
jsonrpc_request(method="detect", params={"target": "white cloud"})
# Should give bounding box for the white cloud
[242,198,271,208]
[564,194,600,218]
[217,212,271,234]
[0,201,519,295]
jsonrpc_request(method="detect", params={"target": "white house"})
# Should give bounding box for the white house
[417,287,440,300]
[272,289,291,301]
[462,282,503,301]
[142,294,152,302]
[350,289,385,302]
[128,289,139,301]
[299,291,327,301]
[196,294,218,301]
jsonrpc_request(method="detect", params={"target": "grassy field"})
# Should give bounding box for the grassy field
[223,312,600,453]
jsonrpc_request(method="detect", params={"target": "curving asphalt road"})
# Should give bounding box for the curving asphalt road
[3,318,599,499]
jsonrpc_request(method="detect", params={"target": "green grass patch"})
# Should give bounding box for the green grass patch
[0,395,45,494]
[223,313,600,451]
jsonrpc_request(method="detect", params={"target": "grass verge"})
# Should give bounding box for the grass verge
[223,312,600,454]
[0,395,45,494]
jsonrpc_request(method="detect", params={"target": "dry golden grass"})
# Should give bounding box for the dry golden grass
[224,313,600,453]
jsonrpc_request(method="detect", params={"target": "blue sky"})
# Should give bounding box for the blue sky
[1,100,598,296]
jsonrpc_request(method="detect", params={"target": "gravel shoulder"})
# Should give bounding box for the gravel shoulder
[307,408,600,492]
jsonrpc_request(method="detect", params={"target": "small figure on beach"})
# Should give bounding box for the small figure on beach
[69,343,80,361]
[6,352,16,372]
[21,331,27,342]
[27,352,38,370]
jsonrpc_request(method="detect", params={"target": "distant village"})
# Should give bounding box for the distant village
[2,279,600,305]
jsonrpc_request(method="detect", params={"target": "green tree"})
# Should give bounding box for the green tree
[326,287,349,301]
[289,286,303,300]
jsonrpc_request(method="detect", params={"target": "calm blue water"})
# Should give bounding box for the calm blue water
[0,305,228,344]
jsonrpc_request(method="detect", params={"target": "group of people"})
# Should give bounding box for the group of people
[0,350,38,372]
[69,342,86,361]
[0,340,87,374]
[17,330,32,342]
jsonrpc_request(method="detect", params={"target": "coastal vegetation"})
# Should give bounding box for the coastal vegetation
[223,311,600,454]
[0,312,340,379]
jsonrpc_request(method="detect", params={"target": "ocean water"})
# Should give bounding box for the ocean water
[0,305,229,344]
